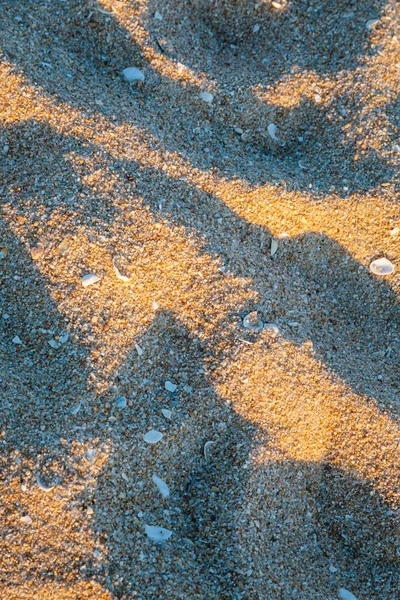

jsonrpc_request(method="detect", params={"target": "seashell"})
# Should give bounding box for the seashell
[267,123,285,146]
[152,475,170,498]
[270,238,278,256]
[339,590,358,600]
[253,24,260,33]
[70,402,81,415]
[122,67,145,83]
[97,6,113,14]
[271,1,283,7]
[298,160,307,170]
[369,257,394,276]
[243,311,263,331]
[116,396,127,409]
[12,336,22,345]
[390,226,399,237]
[48,339,60,349]
[31,247,44,260]
[204,440,216,460]
[112,257,131,282]
[154,11,163,20]
[329,565,338,573]
[165,381,177,393]
[264,323,279,336]
[200,91,213,103]
[135,343,143,356]
[161,408,172,420]
[20,515,32,524]
[59,332,70,345]
[366,19,379,30]
[36,475,55,492]
[143,430,163,444]
[144,524,172,542]
[82,273,101,287]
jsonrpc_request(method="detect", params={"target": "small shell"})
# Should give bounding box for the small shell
[31,247,44,260]
[12,336,22,345]
[267,123,284,145]
[122,67,145,83]
[36,475,55,492]
[339,590,358,600]
[144,524,172,542]
[154,11,163,20]
[200,91,213,103]
[271,1,283,7]
[329,565,338,573]
[390,226,399,237]
[369,257,394,276]
[143,430,163,444]
[112,257,131,282]
[165,381,177,393]
[161,408,172,420]
[97,6,113,14]
[116,396,127,409]
[243,311,263,331]
[135,343,143,356]
[204,440,216,460]
[270,238,278,256]
[152,475,170,498]
[366,19,379,30]
[264,323,279,336]
[82,273,101,287]
[20,515,32,525]
[253,24,260,33]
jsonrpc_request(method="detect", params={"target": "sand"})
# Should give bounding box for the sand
[0,0,399,598]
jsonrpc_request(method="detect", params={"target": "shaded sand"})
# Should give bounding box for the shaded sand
[0,1,399,598]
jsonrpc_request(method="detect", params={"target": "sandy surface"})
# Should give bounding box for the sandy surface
[0,1,399,599]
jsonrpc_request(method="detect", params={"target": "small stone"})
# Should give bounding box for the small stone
[366,19,379,30]
[200,91,213,103]
[243,311,263,331]
[116,396,127,409]
[369,257,394,276]
[339,590,358,600]
[165,381,177,393]
[154,11,163,20]
[329,565,338,573]
[390,226,399,237]
[30,247,44,260]
[271,1,283,8]
[253,24,260,33]
[122,67,145,83]
[12,336,22,345]
[143,430,163,444]
[82,273,101,287]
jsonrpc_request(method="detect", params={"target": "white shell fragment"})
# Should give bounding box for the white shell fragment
[161,408,172,420]
[144,524,172,543]
[271,1,283,7]
[253,24,260,33]
[135,343,143,356]
[271,238,278,256]
[152,475,170,498]
[122,67,145,83]
[82,273,101,287]
[12,336,22,345]
[165,381,177,393]
[112,257,131,282]
[204,440,216,460]
[369,257,394,276]
[48,339,59,349]
[339,590,358,600]
[154,11,163,20]
[243,311,263,331]
[36,475,55,492]
[144,430,163,444]
[268,123,279,141]
[366,19,379,30]
[264,323,279,336]
[70,402,81,415]
[116,396,127,409]
[200,91,213,103]
[20,515,33,525]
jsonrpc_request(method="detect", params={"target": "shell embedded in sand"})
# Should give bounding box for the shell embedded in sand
[81,273,101,287]
[143,430,163,444]
[144,524,172,542]
[339,589,358,600]
[161,408,172,420]
[369,257,394,276]
[112,257,132,282]
[200,91,213,103]
[152,475,170,498]
[270,238,278,256]
[122,67,145,83]
[243,311,263,331]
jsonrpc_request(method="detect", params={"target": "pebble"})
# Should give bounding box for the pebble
[12,336,22,345]
[161,408,172,420]
[369,257,394,276]
[143,430,163,444]
[199,91,213,104]
[122,67,145,83]
[339,590,358,600]
[152,474,170,498]
[165,380,177,393]
[154,11,163,21]
[30,247,44,260]
[116,396,127,409]
[243,311,263,331]
[81,273,101,287]
[144,524,172,543]
[329,565,338,573]
[253,24,260,33]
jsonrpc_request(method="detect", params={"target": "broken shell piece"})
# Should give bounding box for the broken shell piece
[165,381,177,393]
[112,257,131,282]
[48,339,60,349]
[270,238,278,256]
[243,311,263,331]
[116,396,127,409]
[161,408,172,420]
[144,524,172,543]
[20,515,33,525]
[267,123,284,145]
[70,403,81,415]
[59,332,70,345]
[135,343,143,356]
[366,19,379,30]
[82,273,101,287]
[122,67,145,83]
[339,590,358,600]
[36,475,55,492]
[200,91,213,103]
[31,247,44,261]
[144,430,163,444]
[369,257,394,276]
[152,475,170,498]
[154,11,163,20]
[12,336,22,345]
[204,440,216,460]
[271,1,283,7]
[264,323,279,336]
